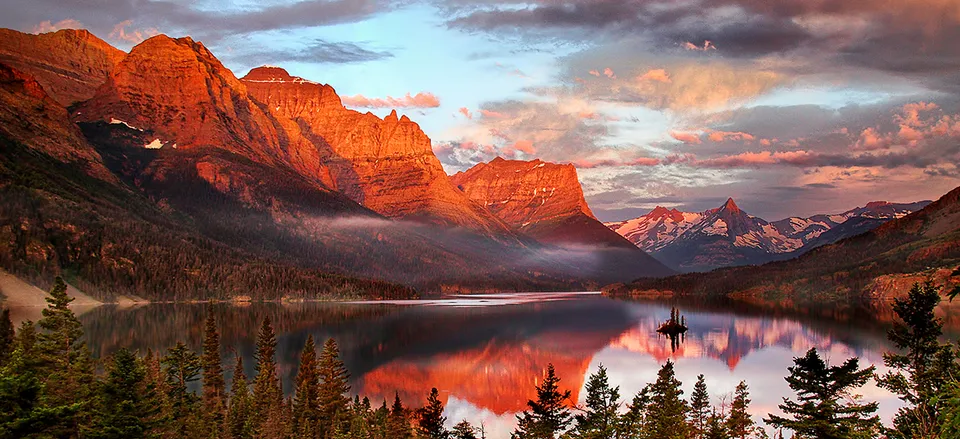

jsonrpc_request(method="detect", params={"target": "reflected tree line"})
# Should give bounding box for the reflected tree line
[2,280,960,439]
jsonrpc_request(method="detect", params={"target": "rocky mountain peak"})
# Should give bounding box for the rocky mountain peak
[865,201,890,209]
[721,197,740,213]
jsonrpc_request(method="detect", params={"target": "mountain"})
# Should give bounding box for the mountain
[0,28,672,300]
[606,198,930,272]
[240,66,512,236]
[0,28,125,106]
[451,157,673,278]
[605,186,960,304]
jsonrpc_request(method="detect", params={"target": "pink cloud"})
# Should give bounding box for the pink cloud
[663,153,697,165]
[574,77,587,84]
[637,69,671,83]
[341,92,441,109]
[459,107,473,119]
[479,109,507,119]
[603,68,616,79]
[511,140,536,155]
[760,138,772,146]
[706,130,756,142]
[588,69,601,77]
[683,40,716,51]
[109,20,159,44]
[578,111,599,120]
[698,150,815,168]
[669,130,702,144]
[32,19,83,34]
[572,157,660,168]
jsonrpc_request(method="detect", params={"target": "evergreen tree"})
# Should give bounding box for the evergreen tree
[387,392,414,439]
[876,282,958,439]
[689,374,710,439]
[35,277,97,435]
[619,389,651,439]
[293,335,320,438]
[317,338,350,439]
[764,348,881,439]
[227,355,253,439]
[570,364,620,439]
[0,330,77,438]
[416,387,449,439]
[645,361,690,439]
[0,308,13,366]
[511,363,572,439]
[452,419,478,439]
[162,342,203,436]
[726,381,753,439]
[704,410,730,439]
[86,348,161,438]
[201,315,226,436]
[252,317,282,435]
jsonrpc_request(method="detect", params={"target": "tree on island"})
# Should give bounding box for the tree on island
[765,348,880,439]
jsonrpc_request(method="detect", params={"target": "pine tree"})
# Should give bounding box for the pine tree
[689,374,710,439]
[416,387,449,439]
[619,389,651,438]
[227,355,253,439]
[293,335,320,438]
[35,277,96,436]
[0,308,13,366]
[570,364,620,439]
[317,338,350,438]
[726,381,753,439]
[511,363,572,439]
[201,315,226,437]
[876,282,958,439]
[252,317,282,435]
[764,348,881,439]
[388,392,414,439]
[162,341,203,436]
[86,348,161,438]
[452,419,478,439]
[704,410,730,439]
[645,361,690,439]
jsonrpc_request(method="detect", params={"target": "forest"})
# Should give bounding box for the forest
[2,279,960,439]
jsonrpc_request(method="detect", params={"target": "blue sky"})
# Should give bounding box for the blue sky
[7,0,960,221]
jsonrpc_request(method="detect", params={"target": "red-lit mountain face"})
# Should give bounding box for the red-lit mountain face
[451,158,674,279]
[240,66,513,236]
[607,198,930,272]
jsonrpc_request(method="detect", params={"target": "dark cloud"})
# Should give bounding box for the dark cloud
[221,38,393,69]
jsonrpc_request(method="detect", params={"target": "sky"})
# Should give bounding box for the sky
[6,0,960,221]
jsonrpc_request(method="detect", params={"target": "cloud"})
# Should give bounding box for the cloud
[697,150,815,168]
[683,40,716,51]
[32,19,83,34]
[479,109,506,118]
[109,20,159,44]
[637,69,671,83]
[459,107,473,119]
[573,157,661,169]
[603,67,616,79]
[669,131,702,145]
[341,92,441,109]
[706,130,755,142]
[221,37,393,69]
[588,69,601,77]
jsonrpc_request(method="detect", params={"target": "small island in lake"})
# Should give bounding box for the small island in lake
[657,307,688,335]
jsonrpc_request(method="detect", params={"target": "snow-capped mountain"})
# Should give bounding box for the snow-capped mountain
[605,199,930,272]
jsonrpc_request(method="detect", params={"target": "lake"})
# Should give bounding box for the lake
[59,292,934,437]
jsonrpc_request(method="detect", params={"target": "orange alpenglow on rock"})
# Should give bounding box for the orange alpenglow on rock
[241,66,514,235]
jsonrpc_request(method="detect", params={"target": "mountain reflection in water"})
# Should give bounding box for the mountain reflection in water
[76,292,940,438]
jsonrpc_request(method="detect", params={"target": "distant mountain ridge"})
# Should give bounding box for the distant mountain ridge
[606,199,930,271]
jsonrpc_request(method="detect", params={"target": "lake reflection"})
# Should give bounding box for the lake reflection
[77,293,907,438]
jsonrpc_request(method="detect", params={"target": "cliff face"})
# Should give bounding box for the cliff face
[241,67,512,235]
[451,157,674,279]
[73,36,335,190]
[0,28,125,106]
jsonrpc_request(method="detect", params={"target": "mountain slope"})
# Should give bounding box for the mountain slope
[607,199,930,272]
[451,157,673,280]
[240,66,513,236]
[606,186,960,304]
[0,28,125,106]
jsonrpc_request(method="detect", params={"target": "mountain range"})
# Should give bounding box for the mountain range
[0,28,671,302]
[606,198,930,272]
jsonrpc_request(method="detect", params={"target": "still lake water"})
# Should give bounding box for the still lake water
[65,292,936,437]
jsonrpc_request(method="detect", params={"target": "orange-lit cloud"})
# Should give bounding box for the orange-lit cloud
[637,68,671,83]
[459,107,473,119]
[683,40,716,51]
[706,130,755,142]
[341,92,441,109]
[32,19,83,34]
[573,157,660,168]
[588,69,601,77]
[479,109,507,118]
[698,150,814,167]
[603,67,616,79]
[669,130,702,144]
